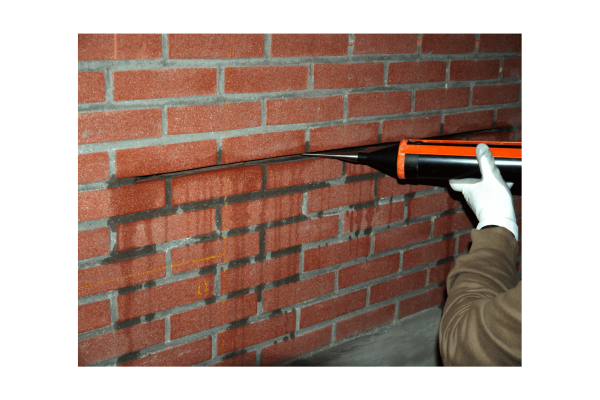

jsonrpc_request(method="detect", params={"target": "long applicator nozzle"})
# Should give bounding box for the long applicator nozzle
[300,152,361,163]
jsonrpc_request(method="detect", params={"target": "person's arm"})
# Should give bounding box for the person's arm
[439,143,521,366]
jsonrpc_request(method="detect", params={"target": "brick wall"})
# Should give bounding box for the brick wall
[78,34,522,366]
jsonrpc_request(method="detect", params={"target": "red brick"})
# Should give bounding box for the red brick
[314,63,383,89]
[74,254,161,302]
[267,96,344,125]
[79,34,113,60]
[168,102,261,135]
[310,122,379,152]
[478,34,521,53]
[223,130,304,164]
[354,34,418,54]
[513,197,522,216]
[414,87,470,112]
[399,286,447,318]
[381,116,441,143]
[115,140,217,179]
[429,260,455,285]
[503,58,521,78]
[433,212,475,237]
[220,253,300,294]
[170,293,257,340]
[343,202,405,233]
[78,72,105,103]
[443,110,494,135]
[221,193,303,231]
[121,338,211,367]
[265,215,339,253]
[468,131,515,141]
[78,109,162,145]
[388,61,446,85]
[172,165,262,205]
[421,34,476,54]
[78,180,165,222]
[346,163,378,176]
[78,34,162,61]
[171,232,260,274]
[378,177,434,198]
[335,303,395,341]
[113,68,217,101]
[307,180,375,214]
[116,209,215,252]
[304,236,370,272]
[214,351,256,366]
[407,191,461,219]
[261,326,332,366]
[117,274,215,321]
[263,273,335,312]
[79,228,111,261]
[496,107,521,128]
[450,59,500,81]
[457,233,471,254]
[168,34,263,59]
[373,220,431,254]
[226,65,308,93]
[217,312,296,355]
[370,269,427,305]
[266,158,342,190]
[403,238,455,270]
[472,84,520,106]
[347,91,411,118]
[300,290,366,328]
[78,320,164,366]
[339,254,399,289]
[271,34,347,57]
[79,152,109,184]
[78,300,111,334]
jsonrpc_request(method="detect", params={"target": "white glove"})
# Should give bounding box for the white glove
[449,143,518,241]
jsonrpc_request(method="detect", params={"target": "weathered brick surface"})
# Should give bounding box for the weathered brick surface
[335,304,395,341]
[443,110,494,135]
[115,140,217,178]
[262,273,335,312]
[503,58,521,78]
[373,220,431,254]
[121,337,212,367]
[353,34,418,54]
[169,34,264,59]
[450,59,500,81]
[415,87,470,111]
[79,300,111,334]
[496,107,522,127]
[407,191,462,219]
[309,122,379,152]
[388,61,446,85]
[378,177,434,198]
[345,163,378,176]
[266,158,342,190]
[170,293,257,340]
[472,84,520,105]
[399,286,447,318]
[478,34,521,53]
[78,227,111,260]
[113,68,217,101]
[369,269,427,305]
[304,236,370,272]
[222,193,303,230]
[171,165,262,205]
[403,238,456,270]
[300,290,366,328]
[381,116,441,143]
[342,201,405,233]
[220,253,300,294]
[78,320,164,366]
[347,91,411,118]
[421,34,476,54]
[116,208,215,251]
[168,102,261,135]
[78,180,165,222]
[338,254,399,289]
[79,153,109,184]
[271,34,347,57]
[78,109,162,145]
[265,216,339,253]
[307,180,375,213]
[433,212,475,237]
[314,63,384,89]
[78,34,162,61]
[213,351,256,366]
[226,65,308,93]
[261,325,332,365]
[429,261,455,285]
[78,72,105,103]
[267,96,344,125]
[223,130,305,164]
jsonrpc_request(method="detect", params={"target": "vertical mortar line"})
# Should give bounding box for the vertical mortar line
[165,249,172,278]
[165,316,171,343]
[369,231,375,255]
[348,33,355,57]
[425,265,430,286]
[296,307,301,331]
[331,323,336,344]
[410,89,416,113]
[341,160,347,177]
[217,66,225,95]
[165,177,172,207]
[337,213,343,236]
[212,334,218,363]
[377,121,382,144]
[304,128,310,152]
[259,230,266,261]
[264,34,271,58]
[105,68,114,103]
[334,270,339,291]
[301,191,308,215]
[216,137,222,166]
[468,84,474,107]
[445,57,451,82]
[108,150,116,179]
[343,93,348,121]
[417,34,422,56]
[499,57,505,79]
[439,114,445,136]
[109,291,119,326]
[162,33,169,59]
[366,285,371,307]
[493,108,498,128]
[383,61,389,86]
[162,106,168,137]
[308,63,314,90]
[109,221,118,254]
[374,175,379,200]
[454,234,460,255]
[256,348,262,366]
[394,300,400,321]
[261,99,267,126]
[430,216,435,238]
[299,249,305,274]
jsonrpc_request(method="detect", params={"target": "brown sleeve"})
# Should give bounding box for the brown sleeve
[439,227,521,366]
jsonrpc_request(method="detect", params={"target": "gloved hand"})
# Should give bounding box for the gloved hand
[449,143,518,240]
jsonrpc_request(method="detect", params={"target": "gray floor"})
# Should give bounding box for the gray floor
[291,307,443,366]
